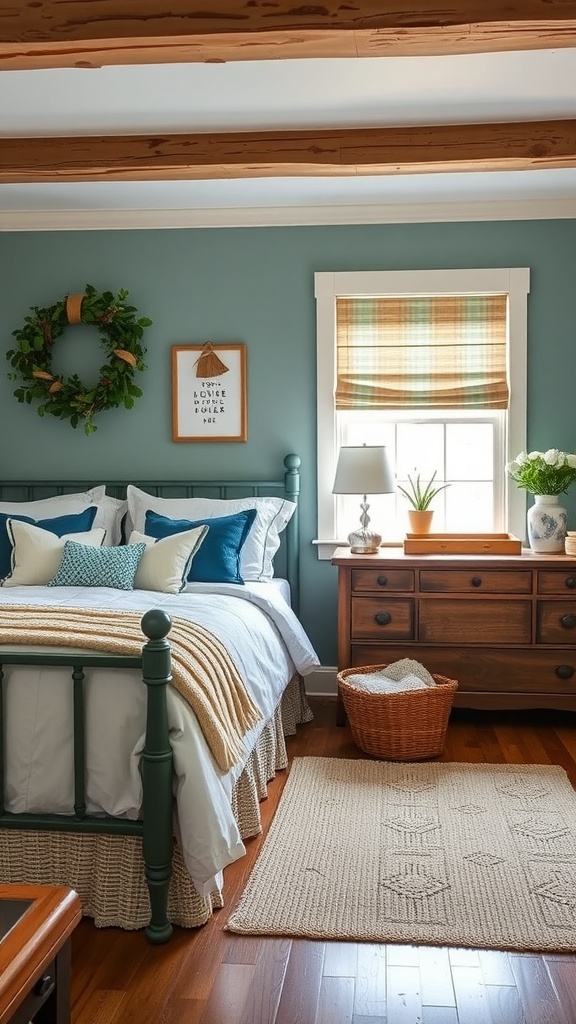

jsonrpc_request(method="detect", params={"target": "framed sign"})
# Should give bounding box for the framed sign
[172,342,247,443]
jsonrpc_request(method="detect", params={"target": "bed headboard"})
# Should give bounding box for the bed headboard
[0,453,302,613]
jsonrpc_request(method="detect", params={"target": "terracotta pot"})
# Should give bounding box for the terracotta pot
[407,509,434,534]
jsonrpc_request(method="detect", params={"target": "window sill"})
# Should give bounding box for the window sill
[313,539,404,560]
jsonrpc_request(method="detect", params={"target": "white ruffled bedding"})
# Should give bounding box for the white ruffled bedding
[0,582,319,893]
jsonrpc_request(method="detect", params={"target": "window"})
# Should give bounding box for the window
[315,268,530,559]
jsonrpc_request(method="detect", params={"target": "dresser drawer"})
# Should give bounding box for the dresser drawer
[537,602,576,644]
[351,568,414,593]
[420,569,532,594]
[351,644,576,695]
[418,599,532,644]
[350,598,415,640]
[537,570,576,595]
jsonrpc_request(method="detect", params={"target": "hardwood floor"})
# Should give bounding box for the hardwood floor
[70,698,576,1023]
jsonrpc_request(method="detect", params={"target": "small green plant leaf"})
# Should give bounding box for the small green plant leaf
[397,470,450,510]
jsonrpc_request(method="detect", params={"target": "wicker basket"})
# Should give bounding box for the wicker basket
[337,664,458,761]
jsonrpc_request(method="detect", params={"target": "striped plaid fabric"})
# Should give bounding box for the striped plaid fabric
[335,294,509,410]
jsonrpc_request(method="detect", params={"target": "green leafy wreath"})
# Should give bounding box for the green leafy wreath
[6,284,152,435]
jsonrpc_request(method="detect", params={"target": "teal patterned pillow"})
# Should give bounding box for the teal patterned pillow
[49,540,146,590]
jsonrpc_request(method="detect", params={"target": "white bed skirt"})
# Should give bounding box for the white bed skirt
[0,675,313,930]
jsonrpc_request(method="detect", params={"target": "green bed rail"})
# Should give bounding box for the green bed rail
[0,610,174,944]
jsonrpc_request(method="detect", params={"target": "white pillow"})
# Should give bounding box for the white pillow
[2,518,106,587]
[0,486,126,547]
[126,486,295,581]
[93,494,127,546]
[129,526,208,594]
[0,485,105,520]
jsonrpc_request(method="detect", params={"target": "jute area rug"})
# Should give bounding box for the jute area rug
[226,756,576,952]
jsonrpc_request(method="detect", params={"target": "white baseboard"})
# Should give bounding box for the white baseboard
[304,666,338,697]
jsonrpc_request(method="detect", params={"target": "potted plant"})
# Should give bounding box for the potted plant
[397,471,450,534]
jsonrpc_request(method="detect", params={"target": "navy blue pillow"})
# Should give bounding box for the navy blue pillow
[0,506,97,579]
[145,508,257,585]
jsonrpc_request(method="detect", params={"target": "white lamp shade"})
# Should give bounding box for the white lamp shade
[332,445,395,495]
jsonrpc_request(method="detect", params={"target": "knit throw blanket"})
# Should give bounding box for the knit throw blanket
[0,605,262,772]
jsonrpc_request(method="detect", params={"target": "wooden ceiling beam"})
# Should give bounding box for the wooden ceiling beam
[2,1,576,70]
[2,121,576,183]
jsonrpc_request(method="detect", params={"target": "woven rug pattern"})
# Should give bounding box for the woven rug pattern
[227,756,576,951]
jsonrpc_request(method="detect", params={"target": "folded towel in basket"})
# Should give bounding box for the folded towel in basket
[381,658,436,686]
[344,670,431,695]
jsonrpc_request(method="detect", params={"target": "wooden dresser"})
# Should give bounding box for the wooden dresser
[332,546,576,717]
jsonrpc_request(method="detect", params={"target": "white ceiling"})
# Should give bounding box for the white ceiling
[3,47,576,227]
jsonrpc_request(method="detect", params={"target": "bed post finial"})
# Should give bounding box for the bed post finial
[141,608,171,642]
[283,453,301,492]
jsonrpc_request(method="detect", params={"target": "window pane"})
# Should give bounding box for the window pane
[396,423,444,480]
[446,483,494,531]
[340,415,395,451]
[446,423,493,480]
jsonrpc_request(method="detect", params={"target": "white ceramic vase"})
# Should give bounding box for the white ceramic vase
[526,494,567,553]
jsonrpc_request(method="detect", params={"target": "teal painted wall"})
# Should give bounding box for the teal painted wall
[2,219,576,664]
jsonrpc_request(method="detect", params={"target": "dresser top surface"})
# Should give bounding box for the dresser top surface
[331,546,576,569]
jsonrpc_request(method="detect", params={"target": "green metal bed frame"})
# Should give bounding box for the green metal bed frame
[0,453,301,943]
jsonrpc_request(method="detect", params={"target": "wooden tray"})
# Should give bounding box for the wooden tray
[403,532,522,554]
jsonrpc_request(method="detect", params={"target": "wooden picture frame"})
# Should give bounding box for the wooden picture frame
[171,343,247,443]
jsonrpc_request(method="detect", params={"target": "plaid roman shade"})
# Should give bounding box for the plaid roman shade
[335,294,509,410]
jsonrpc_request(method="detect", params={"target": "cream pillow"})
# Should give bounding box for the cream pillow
[2,518,106,587]
[130,526,208,594]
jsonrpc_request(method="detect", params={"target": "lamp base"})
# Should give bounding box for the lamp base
[348,528,382,555]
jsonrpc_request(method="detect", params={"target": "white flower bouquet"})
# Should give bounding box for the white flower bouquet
[506,449,576,495]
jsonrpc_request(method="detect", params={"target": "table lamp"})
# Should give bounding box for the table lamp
[332,444,395,554]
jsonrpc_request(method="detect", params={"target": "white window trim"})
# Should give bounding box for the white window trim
[314,267,531,560]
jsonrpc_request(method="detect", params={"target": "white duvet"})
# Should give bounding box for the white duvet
[0,582,320,893]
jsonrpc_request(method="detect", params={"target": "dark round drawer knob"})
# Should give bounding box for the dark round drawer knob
[566,577,576,590]
[561,614,576,629]
[556,664,575,680]
[377,575,388,587]
[471,576,482,588]
[375,612,392,626]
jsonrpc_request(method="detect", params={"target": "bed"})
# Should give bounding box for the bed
[0,454,318,942]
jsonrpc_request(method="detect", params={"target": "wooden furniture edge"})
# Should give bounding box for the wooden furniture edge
[0,883,81,1024]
